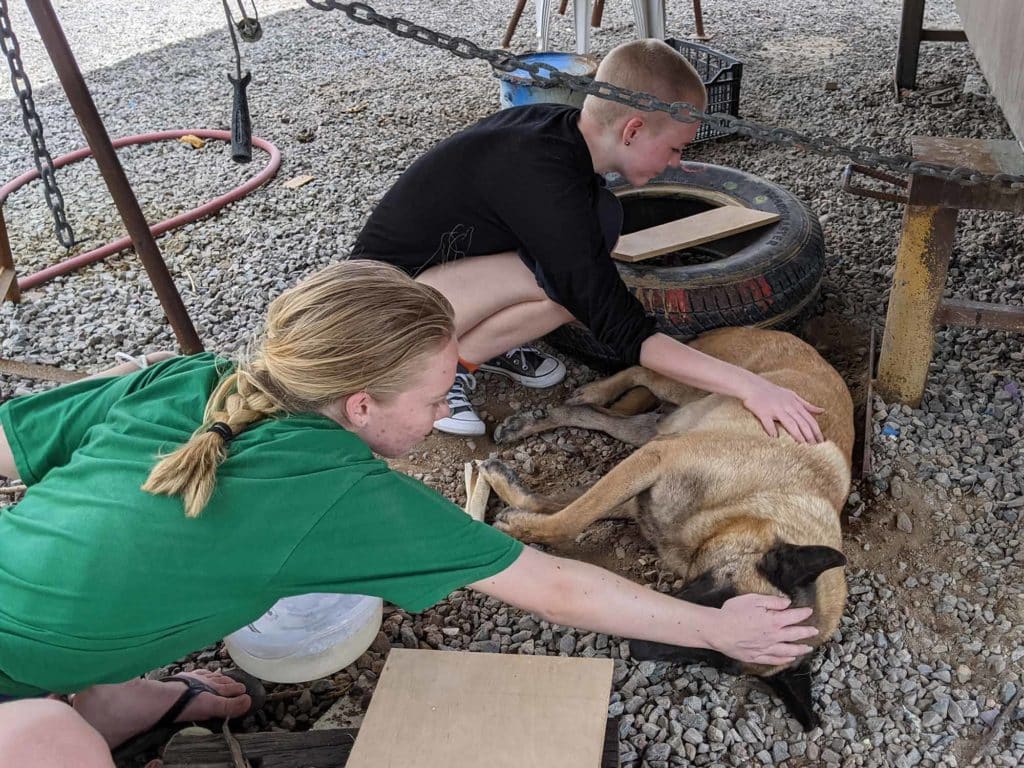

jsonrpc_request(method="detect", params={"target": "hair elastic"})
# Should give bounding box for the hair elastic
[206,421,234,441]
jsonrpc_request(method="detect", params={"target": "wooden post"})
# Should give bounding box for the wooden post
[876,177,958,406]
[0,209,20,304]
[895,0,925,90]
[501,0,527,48]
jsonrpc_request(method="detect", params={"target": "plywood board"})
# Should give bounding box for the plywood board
[346,649,614,768]
[612,205,780,263]
[955,0,1024,147]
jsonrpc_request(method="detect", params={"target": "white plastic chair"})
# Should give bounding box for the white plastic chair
[535,0,667,54]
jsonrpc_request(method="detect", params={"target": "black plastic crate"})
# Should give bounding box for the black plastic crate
[665,38,743,144]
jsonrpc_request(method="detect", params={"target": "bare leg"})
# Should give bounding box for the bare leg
[0,423,15,480]
[0,699,114,768]
[84,351,177,381]
[71,669,252,749]
[416,253,573,363]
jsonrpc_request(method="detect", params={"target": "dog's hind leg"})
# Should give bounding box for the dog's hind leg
[495,405,660,447]
[492,446,662,545]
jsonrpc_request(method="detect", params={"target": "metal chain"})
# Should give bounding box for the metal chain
[306,0,1024,194]
[0,0,77,247]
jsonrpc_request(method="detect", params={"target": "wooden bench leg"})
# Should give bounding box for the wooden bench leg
[895,0,925,90]
[876,200,957,406]
[0,209,21,304]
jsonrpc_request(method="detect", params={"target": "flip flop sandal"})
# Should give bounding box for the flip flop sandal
[111,668,265,763]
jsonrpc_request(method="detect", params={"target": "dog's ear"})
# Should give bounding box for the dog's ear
[757,544,846,594]
[763,663,818,731]
[628,640,741,675]
[675,570,738,608]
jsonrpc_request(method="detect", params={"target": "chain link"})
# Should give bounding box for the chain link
[307,0,1024,194]
[0,0,77,247]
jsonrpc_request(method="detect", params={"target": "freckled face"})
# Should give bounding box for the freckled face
[356,337,459,457]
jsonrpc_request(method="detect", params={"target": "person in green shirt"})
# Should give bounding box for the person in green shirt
[0,260,817,767]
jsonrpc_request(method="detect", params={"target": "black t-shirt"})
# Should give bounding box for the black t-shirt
[353,104,656,364]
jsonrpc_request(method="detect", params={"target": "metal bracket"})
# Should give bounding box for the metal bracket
[840,164,909,205]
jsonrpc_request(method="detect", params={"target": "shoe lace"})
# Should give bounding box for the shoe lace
[448,371,477,409]
[504,345,538,369]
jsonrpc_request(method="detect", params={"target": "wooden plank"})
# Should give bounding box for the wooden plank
[935,298,1024,332]
[955,0,1024,147]
[611,206,780,263]
[162,728,358,768]
[282,174,315,190]
[0,358,85,383]
[162,720,621,768]
[346,649,613,768]
[0,268,16,303]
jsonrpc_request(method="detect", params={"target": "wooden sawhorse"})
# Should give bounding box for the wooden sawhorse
[874,137,1024,405]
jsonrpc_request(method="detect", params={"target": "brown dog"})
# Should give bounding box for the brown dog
[478,327,854,729]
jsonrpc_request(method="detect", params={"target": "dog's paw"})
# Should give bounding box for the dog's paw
[493,410,546,444]
[492,509,545,542]
[565,381,608,407]
[478,458,519,485]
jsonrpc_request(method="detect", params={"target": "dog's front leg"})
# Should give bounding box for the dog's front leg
[493,447,663,545]
[495,405,660,447]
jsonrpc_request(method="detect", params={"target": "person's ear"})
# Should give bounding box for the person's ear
[621,116,644,146]
[343,391,373,428]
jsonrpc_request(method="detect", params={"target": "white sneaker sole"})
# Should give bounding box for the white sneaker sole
[478,360,566,389]
[433,416,486,436]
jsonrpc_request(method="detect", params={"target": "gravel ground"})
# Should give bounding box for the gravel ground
[2,0,1023,766]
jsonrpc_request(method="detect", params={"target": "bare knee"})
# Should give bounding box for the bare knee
[0,699,114,768]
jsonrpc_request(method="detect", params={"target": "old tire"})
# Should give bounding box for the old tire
[544,163,825,369]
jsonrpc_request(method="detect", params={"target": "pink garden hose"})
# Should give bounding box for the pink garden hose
[0,129,281,290]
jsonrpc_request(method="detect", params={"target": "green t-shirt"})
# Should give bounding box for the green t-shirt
[0,354,522,697]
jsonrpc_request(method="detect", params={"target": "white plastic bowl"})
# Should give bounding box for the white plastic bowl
[224,593,383,683]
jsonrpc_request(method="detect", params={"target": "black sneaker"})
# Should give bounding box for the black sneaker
[478,345,566,389]
[433,366,486,436]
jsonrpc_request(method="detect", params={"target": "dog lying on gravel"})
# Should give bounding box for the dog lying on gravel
[478,327,854,729]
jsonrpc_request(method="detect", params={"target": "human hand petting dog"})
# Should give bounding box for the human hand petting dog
[740,378,825,443]
[710,594,818,666]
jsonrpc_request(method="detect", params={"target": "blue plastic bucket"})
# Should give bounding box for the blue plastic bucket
[493,51,598,109]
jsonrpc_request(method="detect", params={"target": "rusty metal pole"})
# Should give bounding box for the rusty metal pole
[24,0,203,353]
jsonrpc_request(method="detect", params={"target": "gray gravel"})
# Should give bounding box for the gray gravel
[2,0,1023,766]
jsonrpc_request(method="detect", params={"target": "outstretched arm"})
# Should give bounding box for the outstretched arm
[469,546,817,667]
[639,332,824,443]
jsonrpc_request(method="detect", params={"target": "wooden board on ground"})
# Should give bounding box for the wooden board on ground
[346,649,614,768]
[611,205,780,263]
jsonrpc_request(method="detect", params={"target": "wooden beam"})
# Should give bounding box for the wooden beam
[612,206,780,263]
[0,359,85,383]
[162,720,621,768]
[935,298,1024,332]
[162,728,358,768]
[0,209,20,304]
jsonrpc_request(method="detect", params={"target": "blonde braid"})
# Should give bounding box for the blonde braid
[142,371,280,518]
[141,260,454,518]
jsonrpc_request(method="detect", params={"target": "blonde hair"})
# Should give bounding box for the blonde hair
[582,39,707,129]
[143,260,454,518]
